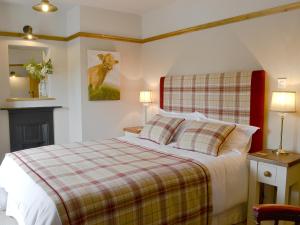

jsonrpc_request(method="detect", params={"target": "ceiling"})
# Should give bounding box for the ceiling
[0,0,177,15]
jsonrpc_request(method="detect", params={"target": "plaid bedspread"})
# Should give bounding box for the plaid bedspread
[9,139,212,225]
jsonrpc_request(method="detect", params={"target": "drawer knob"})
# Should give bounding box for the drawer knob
[264,171,272,177]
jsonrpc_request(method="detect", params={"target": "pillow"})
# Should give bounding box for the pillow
[171,120,194,142]
[159,109,206,121]
[200,118,259,153]
[139,114,185,145]
[176,120,236,156]
[220,125,258,153]
[159,109,207,142]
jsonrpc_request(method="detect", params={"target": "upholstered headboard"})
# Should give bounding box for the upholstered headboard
[160,70,265,153]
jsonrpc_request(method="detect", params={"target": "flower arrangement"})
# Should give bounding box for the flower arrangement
[24,51,53,81]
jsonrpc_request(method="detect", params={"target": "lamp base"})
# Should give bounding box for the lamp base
[272,149,289,155]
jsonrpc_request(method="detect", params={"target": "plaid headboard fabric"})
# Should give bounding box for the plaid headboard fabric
[160,70,266,153]
[162,72,252,124]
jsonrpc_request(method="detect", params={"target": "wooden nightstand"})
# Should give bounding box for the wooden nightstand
[123,126,143,137]
[247,150,300,225]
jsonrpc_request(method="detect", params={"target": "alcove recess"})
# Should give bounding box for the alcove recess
[7,45,55,102]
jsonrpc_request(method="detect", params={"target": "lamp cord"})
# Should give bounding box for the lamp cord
[144,105,148,125]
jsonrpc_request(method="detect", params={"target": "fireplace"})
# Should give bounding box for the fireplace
[1,106,61,152]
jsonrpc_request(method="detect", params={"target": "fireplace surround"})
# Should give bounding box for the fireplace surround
[1,106,61,152]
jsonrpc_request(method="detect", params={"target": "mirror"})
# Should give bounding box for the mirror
[8,45,48,99]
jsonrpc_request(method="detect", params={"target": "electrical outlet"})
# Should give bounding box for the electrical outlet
[277,78,287,89]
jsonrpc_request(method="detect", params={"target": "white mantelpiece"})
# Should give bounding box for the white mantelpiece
[3,98,58,108]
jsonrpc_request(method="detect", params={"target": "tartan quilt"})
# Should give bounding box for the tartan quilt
[9,139,212,225]
[163,72,252,124]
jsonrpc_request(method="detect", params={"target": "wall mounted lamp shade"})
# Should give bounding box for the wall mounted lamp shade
[140,91,152,124]
[33,0,58,13]
[22,26,37,40]
[10,71,16,78]
[270,91,296,155]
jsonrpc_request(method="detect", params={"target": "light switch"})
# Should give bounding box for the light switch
[277,78,287,89]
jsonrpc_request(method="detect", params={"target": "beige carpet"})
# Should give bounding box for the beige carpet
[0,211,17,225]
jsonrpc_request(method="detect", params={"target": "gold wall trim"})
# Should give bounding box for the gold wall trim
[0,31,142,43]
[0,1,300,44]
[9,64,24,67]
[67,32,143,43]
[36,34,66,42]
[0,31,23,38]
[0,31,67,41]
[65,32,80,41]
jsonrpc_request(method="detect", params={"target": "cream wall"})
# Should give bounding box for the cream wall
[80,38,143,141]
[0,38,70,161]
[0,2,68,36]
[142,6,300,152]
[0,39,11,162]
[142,0,297,38]
[9,77,30,98]
[0,2,144,150]
[66,6,81,36]
[80,5,141,38]
[67,37,143,143]
[66,5,143,142]
[77,5,143,142]
[1,0,300,155]
[67,39,83,142]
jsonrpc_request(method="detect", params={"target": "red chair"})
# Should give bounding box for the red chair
[253,204,300,225]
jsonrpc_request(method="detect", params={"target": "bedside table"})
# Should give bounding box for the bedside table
[247,150,300,225]
[123,126,143,137]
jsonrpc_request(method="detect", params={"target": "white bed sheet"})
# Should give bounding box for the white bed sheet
[0,136,249,225]
[0,156,61,225]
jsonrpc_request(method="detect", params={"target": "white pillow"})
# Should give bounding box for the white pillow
[159,109,206,121]
[200,118,259,153]
[159,109,207,142]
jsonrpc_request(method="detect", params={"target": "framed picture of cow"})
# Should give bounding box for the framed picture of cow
[87,50,120,101]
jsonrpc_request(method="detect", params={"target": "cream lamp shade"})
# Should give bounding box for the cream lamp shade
[270,91,296,113]
[139,91,152,104]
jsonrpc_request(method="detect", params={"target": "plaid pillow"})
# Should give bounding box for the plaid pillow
[139,114,185,144]
[176,121,236,156]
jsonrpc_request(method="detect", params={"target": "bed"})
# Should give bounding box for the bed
[0,70,265,225]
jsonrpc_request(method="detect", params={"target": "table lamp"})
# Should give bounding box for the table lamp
[270,91,296,155]
[140,91,152,124]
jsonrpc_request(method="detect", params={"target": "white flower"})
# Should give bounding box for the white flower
[41,67,47,76]
[42,50,51,62]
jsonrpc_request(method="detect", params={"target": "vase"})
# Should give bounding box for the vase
[38,79,48,97]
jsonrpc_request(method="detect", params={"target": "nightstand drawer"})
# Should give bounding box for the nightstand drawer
[247,151,300,224]
[257,162,277,185]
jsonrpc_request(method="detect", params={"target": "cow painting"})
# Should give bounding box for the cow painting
[87,51,120,101]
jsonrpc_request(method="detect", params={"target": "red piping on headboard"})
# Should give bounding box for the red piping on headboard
[249,70,265,153]
[159,70,266,153]
[160,77,165,110]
